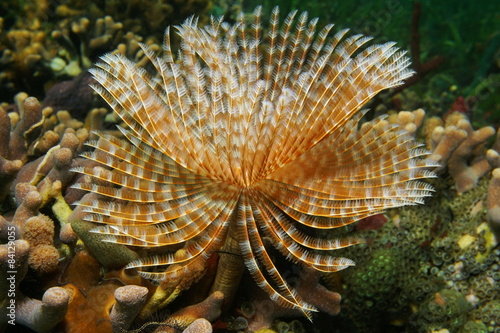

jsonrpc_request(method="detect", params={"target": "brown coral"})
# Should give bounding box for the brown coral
[21,214,60,274]
[181,318,213,333]
[28,244,60,274]
[16,286,70,333]
[0,94,45,199]
[427,112,496,193]
[110,285,149,331]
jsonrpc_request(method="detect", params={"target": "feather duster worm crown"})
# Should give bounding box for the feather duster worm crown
[74,7,438,316]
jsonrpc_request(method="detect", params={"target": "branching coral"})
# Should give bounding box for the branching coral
[100,0,212,37]
[22,215,59,274]
[16,287,70,333]
[182,318,213,333]
[0,94,44,199]
[1,0,211,102]
[50,16,127,77]
[110,285,149,332]
[0,239,69,332]
[0,29,55,95]
[443,115,495,193]
[295,267,341,316]
[423,112,496,193]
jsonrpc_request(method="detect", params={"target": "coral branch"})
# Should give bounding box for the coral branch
[182,318,213,333]
[16,287,70,333]
[110,285,149,331]
[296,267,341,316]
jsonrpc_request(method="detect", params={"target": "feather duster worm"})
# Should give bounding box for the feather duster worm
[73,7,438,317]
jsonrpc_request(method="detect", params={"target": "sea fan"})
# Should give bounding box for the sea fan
[74,7,437,316]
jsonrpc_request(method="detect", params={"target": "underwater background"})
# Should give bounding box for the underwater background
[1,0,499,332]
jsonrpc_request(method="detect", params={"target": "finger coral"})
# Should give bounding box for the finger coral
[110,285,149,331]
[73,7,438,318]
[0,94,45,200]
[182,318,213,333]
[16,286,70,333]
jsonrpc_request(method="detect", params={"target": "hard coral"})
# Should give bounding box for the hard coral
[50,16,128,78]
[182,318,213,333]
[0,94,45,199]
[1,240,69,332]
[1,29,54,96]
[427,112,496,193]
[16,287,70,333]
[110,285,149,332]
[0,240,30,300]
[10,193,61,274]
[295,267,341,316]
[9,95,45,161]
[22,215,54,247]
[101,0,212,38]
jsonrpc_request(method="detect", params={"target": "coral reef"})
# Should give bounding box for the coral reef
[0,0,211,102]
[0,3,499,333]
[431,112,496,193]
[332,110,500,333]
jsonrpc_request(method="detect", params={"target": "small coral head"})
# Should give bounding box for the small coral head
[75,6,437,318]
